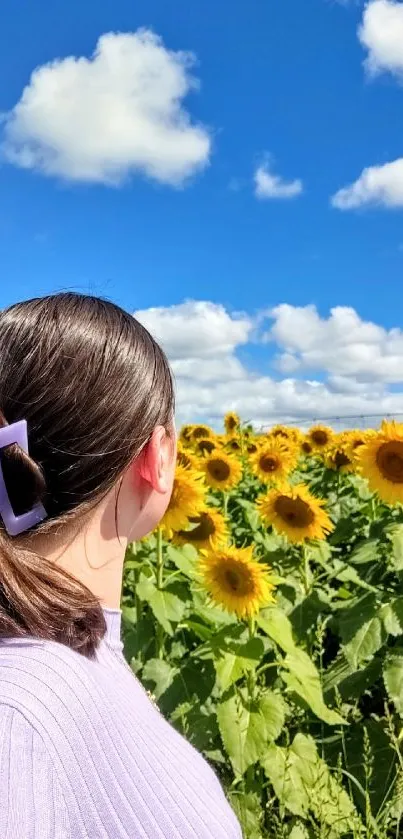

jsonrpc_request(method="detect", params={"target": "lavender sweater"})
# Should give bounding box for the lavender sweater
[0,608,242,838]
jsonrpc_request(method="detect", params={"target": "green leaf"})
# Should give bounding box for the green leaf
[348,539,379,565]
[262,733,360,831]
[214,638,264,691]
[166,544,200,579]
[332,560,378,594]
[339,594,386,669]
[142,659,177,700]
[215,653,246,691]
[172,704,220,754]
[384,652,403,716]
[329,516,356,545]
[343,614,386,669]
[217,688,285,776]
[182,618,213,642]
[381,597,403,637]
[191,590,236,626]
[136,576,186,635]
[159,658,216,715]
[281,648,345,726]
[229,781,263,839]
[387,524,403,571]
[257,607,296,654]
[324,654,383,702]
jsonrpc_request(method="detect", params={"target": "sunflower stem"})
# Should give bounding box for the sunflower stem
[302,543,311,595]
[156,527,165,659]
[223,492,229,518]
[246,616,257,700]
[248,615,256,639]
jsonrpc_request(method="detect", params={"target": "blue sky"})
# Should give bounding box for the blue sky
[1,0,403,425]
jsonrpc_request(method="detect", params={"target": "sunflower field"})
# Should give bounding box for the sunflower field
[122,415,403,839]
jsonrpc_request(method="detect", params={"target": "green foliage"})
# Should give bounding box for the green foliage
[122,456,403,839]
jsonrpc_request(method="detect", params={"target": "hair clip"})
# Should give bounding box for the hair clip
[0,419,48,536]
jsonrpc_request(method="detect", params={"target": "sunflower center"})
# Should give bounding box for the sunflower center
[180,513,215,541]
[274,495,315,528]
[352,439,364,450]
[208,458,231,481]
[302,442,312,454]
[273,430,287,439]
[260,455,279,473]
[222,562,254,595]
[227,418,237,431]
[376,442,403,483]
[333,451,351,468]
[311,430,328,445]
[229,441,240,451]
[198,439,215,454]
[193,427,209,439]
[247,443,258,454]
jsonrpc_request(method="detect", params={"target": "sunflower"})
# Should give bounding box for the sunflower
[224,411,240,435]
[344,429,376,461]
[225,436,242,453]
[257,483,334,544]
[195,437,217,456]
[202,451,242,491]
[325,434,354,473]
[176,444,199,471]
[307,424,334,452]
[199,545,274,619]
[179,424,194,444]
[246,441,259,455]
[269,425,301,446]
[300,438,314,456]
[356,420,403,504]
[174,508,228,551]
[191,424,212,441]
[252,440,294,485]
[161,465,206,536]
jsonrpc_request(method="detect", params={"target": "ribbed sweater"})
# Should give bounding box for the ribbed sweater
[0,608,242,838]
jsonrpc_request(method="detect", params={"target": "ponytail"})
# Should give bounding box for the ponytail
[0,410,105,657]
[0,535,106,656]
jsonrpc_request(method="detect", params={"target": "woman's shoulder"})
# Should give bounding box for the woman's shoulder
[0,636,108,729]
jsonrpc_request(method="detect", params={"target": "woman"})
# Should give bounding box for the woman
[0,293,242,839]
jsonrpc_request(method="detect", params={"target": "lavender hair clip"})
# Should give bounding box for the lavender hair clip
[0,419,48,536]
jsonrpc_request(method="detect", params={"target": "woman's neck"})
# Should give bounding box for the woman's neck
[24,498,128,609]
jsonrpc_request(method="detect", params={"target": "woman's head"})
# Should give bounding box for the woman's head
[0,292,175,654]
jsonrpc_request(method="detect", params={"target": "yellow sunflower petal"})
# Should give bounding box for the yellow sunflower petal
[307,424,334,452]
[202,451,242,491]
[356,420,403,504]
[174,508,228,551]
[252,440,295,484]
[161,465,206,535]
[199,545,274,619]
[325,433,355,473]
[191,424,213,441]
[257,483,334,544]
[224,411,240,435]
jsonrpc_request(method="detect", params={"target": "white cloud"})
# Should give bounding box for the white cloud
[331,2,403,211]
[331,158,403,208]
[135,299,403,427]
[267,303,403,383]
[134,300,252,359]
[254,162,303,200]
[359,0,403,77]
[2,29,211,186]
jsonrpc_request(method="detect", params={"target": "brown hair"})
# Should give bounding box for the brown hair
[0,293,174,656]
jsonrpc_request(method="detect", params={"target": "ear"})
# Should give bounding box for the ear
[136,426,174,494]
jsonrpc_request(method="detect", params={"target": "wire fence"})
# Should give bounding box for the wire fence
[258,413,403,434]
